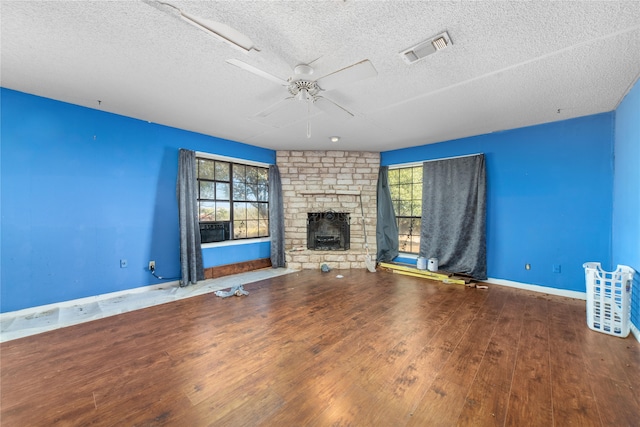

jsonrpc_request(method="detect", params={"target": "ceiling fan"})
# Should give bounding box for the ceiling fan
[227,58,378,136]
[142,1,377,137]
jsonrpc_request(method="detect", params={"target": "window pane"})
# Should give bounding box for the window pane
[233,221,247,239]
[246,203,259,220]
[392,200,400,216]
[215,202,230,221]
[395,184,411,205]
[234,202,247,220]
[215,162,230,181]
[246,220,260,238]
[412,166,423,183]
[398,217,420,254]
[246,184,258,201]
[257,202,269,221]
[233,164,245,183]
[388,168,399,184]
[257,168,268,183]
[257,184,268,202]
[260,219,269,236]
[389,184,399,200]
[233,181,246,200]
[246,166,260,184]
[399,168,413,184]
[198,159,215,179]
[216,182,230,200]
[412,183,422,200]
[411,200,422,217]
[199,181,215,199]
[410,218,421,252]
[398,218,413,251]
[398,200,412,217]
[199,201,215,221]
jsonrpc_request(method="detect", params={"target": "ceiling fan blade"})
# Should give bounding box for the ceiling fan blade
[180,12,258,52]
[254,97,295,118]
[226,59,289,86]
[316,59,377,92]
[313,96,354,120]
[142,1,258,52]
[252,97,306,127]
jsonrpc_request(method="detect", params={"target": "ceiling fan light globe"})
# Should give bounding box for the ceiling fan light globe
[294,64,314,76]
[296,89,308,101]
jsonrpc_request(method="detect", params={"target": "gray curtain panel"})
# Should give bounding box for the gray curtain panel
[177,148,204,286]
[419,154,487,280]
[376,166,399,262]
[269,164,286,268]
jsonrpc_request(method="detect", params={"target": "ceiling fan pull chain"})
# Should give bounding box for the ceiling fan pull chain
[307,99,311,139]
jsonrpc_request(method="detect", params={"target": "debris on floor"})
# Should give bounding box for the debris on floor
[214,285,249,298]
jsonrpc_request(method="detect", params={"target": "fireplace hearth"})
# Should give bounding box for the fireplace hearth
[307,212,350,251]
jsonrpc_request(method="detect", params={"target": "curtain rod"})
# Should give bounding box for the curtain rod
[195,151,271,168]
[389,153,483,169]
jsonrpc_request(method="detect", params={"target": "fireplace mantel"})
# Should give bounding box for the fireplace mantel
[298,190,360,196]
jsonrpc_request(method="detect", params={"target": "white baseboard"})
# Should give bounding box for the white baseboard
[632,323,640,343]
[485,277,587,300]
[0,280,180,321]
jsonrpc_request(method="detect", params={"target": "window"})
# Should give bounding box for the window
[388,166,422,254]
[197,157,269,240]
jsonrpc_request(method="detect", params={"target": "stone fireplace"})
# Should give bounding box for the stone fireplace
[277,150,379,270]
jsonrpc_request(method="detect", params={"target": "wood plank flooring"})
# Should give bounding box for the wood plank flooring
[1,269,639,426]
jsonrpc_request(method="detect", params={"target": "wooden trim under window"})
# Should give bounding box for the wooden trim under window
[204,258,272,279]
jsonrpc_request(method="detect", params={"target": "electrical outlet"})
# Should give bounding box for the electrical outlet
[553,264,561,273]
[148,260,155,271]
[120,259,128,268]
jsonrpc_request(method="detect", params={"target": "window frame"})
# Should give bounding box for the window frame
[195,152,270,245]
[388,164,423,254]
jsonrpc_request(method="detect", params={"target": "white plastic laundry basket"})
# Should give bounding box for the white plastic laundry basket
[583,262,635,338]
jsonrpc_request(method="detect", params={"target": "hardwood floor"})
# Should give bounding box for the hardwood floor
[1,269,639,426]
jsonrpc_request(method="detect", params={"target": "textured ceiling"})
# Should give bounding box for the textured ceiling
[2,1,640,152]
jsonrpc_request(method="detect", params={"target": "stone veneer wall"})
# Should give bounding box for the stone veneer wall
[277,150,379,270]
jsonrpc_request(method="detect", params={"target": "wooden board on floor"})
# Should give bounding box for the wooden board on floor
[379,262,470,285]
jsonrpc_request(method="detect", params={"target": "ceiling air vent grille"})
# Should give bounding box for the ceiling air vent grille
[400,31,452,64]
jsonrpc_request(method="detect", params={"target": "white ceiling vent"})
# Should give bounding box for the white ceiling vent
[400,31,452,64]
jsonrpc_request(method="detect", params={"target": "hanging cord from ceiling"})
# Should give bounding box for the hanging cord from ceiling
[307,96,311,139]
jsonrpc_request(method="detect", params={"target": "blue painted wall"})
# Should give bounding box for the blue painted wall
[201,241,271,267]
[612,79,640,330]
[1,88,275,312]
[1,85,631,320]
[382,114,615,293]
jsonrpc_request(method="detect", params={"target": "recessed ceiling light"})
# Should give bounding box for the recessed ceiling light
[330,136,340,143]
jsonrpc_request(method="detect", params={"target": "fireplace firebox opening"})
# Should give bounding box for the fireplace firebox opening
[307,211,350,251]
